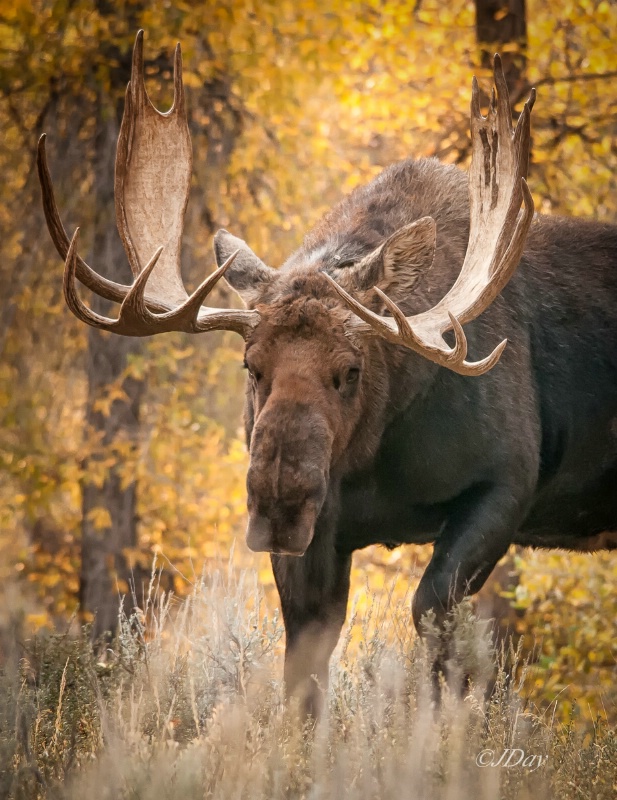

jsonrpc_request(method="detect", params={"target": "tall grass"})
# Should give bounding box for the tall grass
[3,561,616,799]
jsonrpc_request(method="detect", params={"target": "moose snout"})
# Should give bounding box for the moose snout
[246,506,318,556]
[245,398,332,556]
[245,513,311,556]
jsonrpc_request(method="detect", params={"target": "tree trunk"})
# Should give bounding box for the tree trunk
[79,79,145,642]
[475,0,527,102]
[473,0,527,643]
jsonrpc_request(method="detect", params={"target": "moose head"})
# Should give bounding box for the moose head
[37,31,534,561]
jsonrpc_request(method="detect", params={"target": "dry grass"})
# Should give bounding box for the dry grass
[2,562,616,800]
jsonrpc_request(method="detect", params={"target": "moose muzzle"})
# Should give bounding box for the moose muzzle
[246,504,321,556]
[245,398,332,556]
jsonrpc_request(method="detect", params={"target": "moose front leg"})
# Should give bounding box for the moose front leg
[412,483,528,683]
[271,544,352,720]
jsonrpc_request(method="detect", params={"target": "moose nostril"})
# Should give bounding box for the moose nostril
[245,512,273,553]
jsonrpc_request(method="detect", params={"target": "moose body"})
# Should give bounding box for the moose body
[39,33,617,717]
[319,160,617,556]
[215,157,617,713]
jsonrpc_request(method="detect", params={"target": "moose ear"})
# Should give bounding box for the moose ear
[378,216,436,295]
[214,229,276,307]
[345,217,436,296]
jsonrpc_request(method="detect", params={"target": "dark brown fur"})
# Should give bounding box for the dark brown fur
[214,156,617,716]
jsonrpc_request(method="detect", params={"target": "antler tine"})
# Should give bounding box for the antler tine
[172,41,185,114]
[40,30,259,339]
[63,227,166,334]
[63,229,122,330]
[333,54,535,376]
[63,228,252,337]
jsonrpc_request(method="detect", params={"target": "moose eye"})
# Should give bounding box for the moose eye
[333,366,360,392]
[243,359,262,382]
[346,367,360,384]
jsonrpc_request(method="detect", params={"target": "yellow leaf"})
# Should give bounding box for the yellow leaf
[86,506,112,530]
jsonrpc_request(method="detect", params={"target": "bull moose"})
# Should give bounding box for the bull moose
[38,32,617,717]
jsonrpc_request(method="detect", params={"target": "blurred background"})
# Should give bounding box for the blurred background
[1,0,616,724]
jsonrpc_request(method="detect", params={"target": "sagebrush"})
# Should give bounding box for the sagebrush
[3,563,616,799]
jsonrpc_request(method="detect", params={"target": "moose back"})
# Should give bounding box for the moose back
[38,32,617,716]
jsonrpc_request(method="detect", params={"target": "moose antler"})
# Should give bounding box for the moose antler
[37,30,259,338]
[325,54,536,376]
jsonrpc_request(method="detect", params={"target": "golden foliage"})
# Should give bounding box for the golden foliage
[513,549,617,722]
